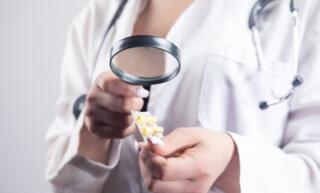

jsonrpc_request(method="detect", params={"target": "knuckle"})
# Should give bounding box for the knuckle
[86,93,97,105]
[135,98,144,110]
[192,157,209,177]
[121,98,133,112]
[123,115,133,126]
[123,86,133,96]
[139,149,149,162]
[154,160,168,180]
[84,105,94,117]
[159,163,169,180]
[102,80,112,92]
[148,179,157,193]
[198,162,210,177]
[96,72,110,89]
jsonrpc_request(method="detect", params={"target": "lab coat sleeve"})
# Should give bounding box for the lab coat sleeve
[228,1,320,192]
[45,1,122,192]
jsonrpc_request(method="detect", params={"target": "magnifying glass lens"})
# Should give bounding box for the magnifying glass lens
[113,47,177,78]
[110,35,181,85]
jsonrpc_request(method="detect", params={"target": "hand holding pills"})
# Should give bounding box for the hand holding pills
[138,127,240,193]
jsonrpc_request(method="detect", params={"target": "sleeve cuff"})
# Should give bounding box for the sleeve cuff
[227,132,297,193]
[227,132,257,193]
[59,111,123,178]
[69,139,122,177]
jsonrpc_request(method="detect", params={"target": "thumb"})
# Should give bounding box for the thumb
[149,127,199,156]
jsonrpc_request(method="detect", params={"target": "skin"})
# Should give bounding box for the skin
[78,0,240,192]
[139,128,240,193]
[78,71,147,163]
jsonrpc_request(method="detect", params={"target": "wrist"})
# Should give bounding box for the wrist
[78,124,112,164]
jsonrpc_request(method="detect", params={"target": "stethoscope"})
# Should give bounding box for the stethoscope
[250,0,303,110]
[73,0,304,119]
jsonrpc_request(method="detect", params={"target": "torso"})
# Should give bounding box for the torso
[94,1,309,192]
[133,0,193,37]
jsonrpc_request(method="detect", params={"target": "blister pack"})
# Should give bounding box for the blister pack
[131,111,164,145]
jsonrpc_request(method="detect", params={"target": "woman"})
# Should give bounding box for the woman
[45,0,320,192]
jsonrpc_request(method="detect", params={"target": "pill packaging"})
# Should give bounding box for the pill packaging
[131,111,164,145]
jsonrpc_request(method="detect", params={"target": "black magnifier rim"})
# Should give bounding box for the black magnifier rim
[110,35,181,85]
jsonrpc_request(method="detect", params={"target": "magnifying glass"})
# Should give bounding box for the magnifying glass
[110,35,181,85]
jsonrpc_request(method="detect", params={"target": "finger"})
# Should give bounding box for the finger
[139,152,153,189]
[140,148,200,181]
[85,118,135,139]
[95,124,135,139]
[86,104,133,128]
[86,86,144,113]
[149,179,198,193]
[139,151,209,193]
[149,127,200,156]
[95,71,149,97]
[140,149,166,179]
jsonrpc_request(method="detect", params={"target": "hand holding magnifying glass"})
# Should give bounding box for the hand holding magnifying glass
[110,35,181,144]
[78,35,180,162]
[79,71,148,163]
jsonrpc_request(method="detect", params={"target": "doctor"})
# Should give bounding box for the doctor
[45,0,320,193]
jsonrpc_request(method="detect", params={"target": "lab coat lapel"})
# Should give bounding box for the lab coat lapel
[90,0,142,84]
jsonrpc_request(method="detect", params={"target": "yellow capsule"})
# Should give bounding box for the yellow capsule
[133,112,164,139]
[151,128,157,135]
[141,127,147,134]
[135,115,145,124]
[154,127,164,134]
[146,116,157,124]
[141,127,152,137]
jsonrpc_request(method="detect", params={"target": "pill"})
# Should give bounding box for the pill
[131,111,164,144]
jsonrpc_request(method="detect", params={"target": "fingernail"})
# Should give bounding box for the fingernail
[134,140,142,153]
[136,87,149,98]
[147,137,164,146]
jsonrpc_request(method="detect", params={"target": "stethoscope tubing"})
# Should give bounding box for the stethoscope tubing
[249,0,303,109]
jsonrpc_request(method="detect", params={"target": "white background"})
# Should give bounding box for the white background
[0,0,87,192]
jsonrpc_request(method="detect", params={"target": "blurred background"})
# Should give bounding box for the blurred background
[0,0,87,192]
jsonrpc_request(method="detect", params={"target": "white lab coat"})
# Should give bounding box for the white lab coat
[45,0,320,192]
